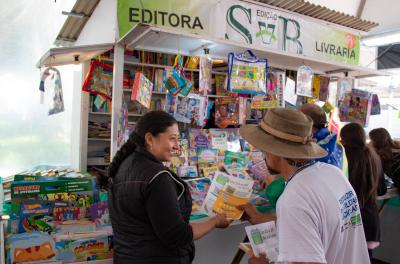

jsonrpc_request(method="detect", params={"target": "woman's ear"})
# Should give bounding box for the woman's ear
[144,132,153,149]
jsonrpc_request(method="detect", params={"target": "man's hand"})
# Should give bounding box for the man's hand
[238,204,276,225]
[213,213,232,228]
[248,253,269,264]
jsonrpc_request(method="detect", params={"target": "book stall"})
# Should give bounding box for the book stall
[1,0,392,263]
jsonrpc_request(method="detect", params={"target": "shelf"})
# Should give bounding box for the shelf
[102,58,227,75]
[88,138,111,142]
[128,113,144,117]
[123,89,167,95]
[89,112,111,116]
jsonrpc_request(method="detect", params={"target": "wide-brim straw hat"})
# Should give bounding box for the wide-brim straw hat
[240,108,327,159]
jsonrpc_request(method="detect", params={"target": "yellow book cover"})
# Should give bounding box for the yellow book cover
[213,190,250,219]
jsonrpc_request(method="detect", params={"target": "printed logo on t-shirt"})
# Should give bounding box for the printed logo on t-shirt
[338,190,362,232]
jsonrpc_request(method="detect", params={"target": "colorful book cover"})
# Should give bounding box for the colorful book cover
[312,75,321,99]
[201,166,220,178]
[319,76,330,102]
[197,148,218,164]
[215,75,228,96]
[186,178,211,215]
[177,166,199,178]
[215,97,242,127]
[296,65,313,98]
[164,94,177,115]
[174,94,206,126]
[337,78,353,101]
[251,71,283,109]
[131,72,153,108]
[209,129,228,154]
[226,128,242,152]
[224,150,249,167]
[338,89,372,127]
[211,176,254,219]
[370,94,381,115]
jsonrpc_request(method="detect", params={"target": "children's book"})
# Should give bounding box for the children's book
[186,178,211,216]
[174,94,206,126]
[338,89,372,127]
[202,172,254,219]
[215,97,245,127]
[251,71,284,109]
[215,75,228,96]
[209,129,228,154]
[131,72,153,108]
[212,176,254,219]
[337,77,353,101]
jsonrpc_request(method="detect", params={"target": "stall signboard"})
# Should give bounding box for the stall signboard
[118,0,360,65]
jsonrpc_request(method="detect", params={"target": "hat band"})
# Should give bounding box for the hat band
[259,120,313,144]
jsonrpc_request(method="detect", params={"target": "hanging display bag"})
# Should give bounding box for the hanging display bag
[296,65,313,97]
[227,50,268,95]
[39,67,65,115]
[164,55,193,96]
[82,60,113,100]
[370,94,381,115]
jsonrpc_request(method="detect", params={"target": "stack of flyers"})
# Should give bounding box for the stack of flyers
[202,172,254,219]
[245,221,279,262]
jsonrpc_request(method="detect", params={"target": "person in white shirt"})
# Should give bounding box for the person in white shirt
[239,108,370,264]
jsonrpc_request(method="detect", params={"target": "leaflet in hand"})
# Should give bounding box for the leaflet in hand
[245,221,279,262]
[202,172,254,219]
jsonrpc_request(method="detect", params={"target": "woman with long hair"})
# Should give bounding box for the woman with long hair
[340,123,386,259]
[369,127,400,188]
[97,111,230,264]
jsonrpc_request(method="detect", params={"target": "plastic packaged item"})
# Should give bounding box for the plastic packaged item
[227,50,268,94]
[296,65,313,97]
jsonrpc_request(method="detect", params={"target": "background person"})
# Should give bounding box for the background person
[300,103,343,169]
[369,127,400,189]
[341,122,387,260]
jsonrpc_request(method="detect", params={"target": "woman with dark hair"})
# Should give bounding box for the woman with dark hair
[340,123,386,259]
[97,111,230,264]
[369,127,400,189]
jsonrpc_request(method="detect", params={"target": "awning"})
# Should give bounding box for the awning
[54,0,100,46]
[36,43,114,68]
[254,0,378,32]
[118,24,387,78]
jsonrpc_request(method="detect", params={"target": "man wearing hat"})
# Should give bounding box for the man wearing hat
[240,108,369,264]
[300,103,343,169]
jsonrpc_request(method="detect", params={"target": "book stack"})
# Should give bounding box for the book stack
[4,169,113,263]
